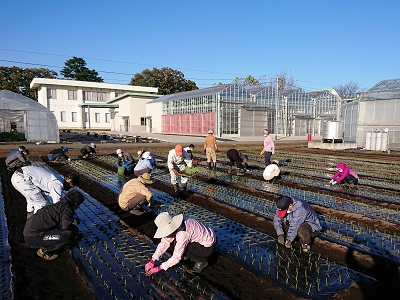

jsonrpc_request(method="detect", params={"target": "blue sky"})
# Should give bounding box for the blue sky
[1,0,399,91]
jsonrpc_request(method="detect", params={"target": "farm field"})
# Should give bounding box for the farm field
[1,141,399,300]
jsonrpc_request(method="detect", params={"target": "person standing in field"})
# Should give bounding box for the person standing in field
[262,129,275,166]
[204,130,218,170]
[167,144,193,193]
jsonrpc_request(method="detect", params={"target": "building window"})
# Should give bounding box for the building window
[83,91,110,102]
[71,112,77,122]
[141,117,147,126]
[60,111,66,122]
[105,113,110,123]
[47,89,57,99]
[95,113,100,123]
[84,112,88,122]
[68,90,77,100]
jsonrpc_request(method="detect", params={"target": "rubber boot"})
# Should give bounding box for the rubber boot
[173,183,179,193]
[227,166,232,174]
[190,255,208,273]
[208,162,212,170]
[213,162,217,171]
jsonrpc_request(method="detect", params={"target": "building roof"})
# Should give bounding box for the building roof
[30,78,158,94]
[368,78,400,92]
[148,84,232,103]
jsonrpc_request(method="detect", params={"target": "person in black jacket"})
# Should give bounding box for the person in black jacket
[48,146,69,162]
[226,149,248,176]
[23,190,85,260]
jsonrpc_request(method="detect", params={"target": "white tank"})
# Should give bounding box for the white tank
[322,121,343,143]
[376,131,382,151]
[365,132,372,150]
[381,131,388,151]
[370,131,377,150]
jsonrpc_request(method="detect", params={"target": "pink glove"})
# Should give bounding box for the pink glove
[146,266,162,275]
[145,259,155,272]
[171,169,179,176]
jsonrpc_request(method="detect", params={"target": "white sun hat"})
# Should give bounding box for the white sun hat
[142,151,151,159]
[153,212,184,238]
[116,149,122,154]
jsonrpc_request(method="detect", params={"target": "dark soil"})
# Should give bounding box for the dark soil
[1,142,399,300]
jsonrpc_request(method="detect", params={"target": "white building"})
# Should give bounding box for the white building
[30,78,161,133]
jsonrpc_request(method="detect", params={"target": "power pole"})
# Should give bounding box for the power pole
[275,76,279,140]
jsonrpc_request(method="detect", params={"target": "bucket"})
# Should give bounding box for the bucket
[307,134,312,142]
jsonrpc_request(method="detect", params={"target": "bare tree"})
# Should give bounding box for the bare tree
[334,81,360,99]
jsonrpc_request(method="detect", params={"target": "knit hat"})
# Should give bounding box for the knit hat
[175,144,183,156]
[90,143,96,148]
[64,190,84,208]
[153,212,184,238]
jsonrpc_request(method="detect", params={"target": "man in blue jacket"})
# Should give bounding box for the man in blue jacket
[273,196,321,252]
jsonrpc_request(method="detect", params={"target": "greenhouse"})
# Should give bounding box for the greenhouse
[0,90,59,142]
[153,83,341,138]
[341,78,400,150]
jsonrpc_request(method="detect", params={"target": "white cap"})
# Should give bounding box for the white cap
[116,149,122,154]
[208,130,213,134]
[90,143,96,148]
[142,151,151,159]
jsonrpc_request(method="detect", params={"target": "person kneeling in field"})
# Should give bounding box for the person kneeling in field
[263,160,280,182]
[330,162,359,186]
[23,190,85,261]
[145,212,216,275]
[118,173,154,215]
[274,196,321,253]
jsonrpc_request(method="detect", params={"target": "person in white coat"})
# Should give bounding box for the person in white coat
[263,160,281,182]
[11,165,79,217]
[167,144,193,193]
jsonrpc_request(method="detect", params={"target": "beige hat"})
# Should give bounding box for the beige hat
[208,130,213,134]
[153,212,183,238]
[138,173,154,184]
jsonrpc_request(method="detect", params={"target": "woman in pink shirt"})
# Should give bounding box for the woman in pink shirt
[330,162,359,185]
[263,129,275,166]
[145,212,216,274]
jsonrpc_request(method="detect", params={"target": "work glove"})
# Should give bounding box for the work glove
[171,169,179,176]
[68,158,71,162]
[145,259,155,272]
[331,181,337,186]
[277,235,285,245]
[285,240,292,249]
[146,266,162,275]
